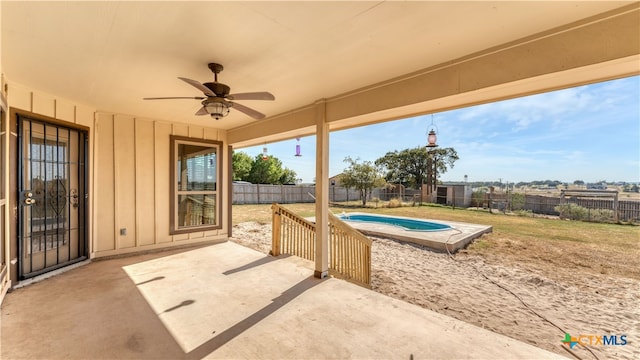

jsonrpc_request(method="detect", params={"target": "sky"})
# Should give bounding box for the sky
[238,76,640,184]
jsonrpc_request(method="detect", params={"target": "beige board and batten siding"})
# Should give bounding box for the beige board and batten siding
[94,113,229,257]
[6,82,95,128]
[3,81,230,259]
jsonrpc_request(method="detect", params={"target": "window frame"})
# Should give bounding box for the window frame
[169,135,223,235]
[0,91,6,275]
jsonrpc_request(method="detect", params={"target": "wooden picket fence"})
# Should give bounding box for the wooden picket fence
[270,203,372,288]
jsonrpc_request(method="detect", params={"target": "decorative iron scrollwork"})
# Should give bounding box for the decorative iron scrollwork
[48,178,67,216]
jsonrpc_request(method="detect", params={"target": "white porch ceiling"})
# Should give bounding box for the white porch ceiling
[2,1,638,134]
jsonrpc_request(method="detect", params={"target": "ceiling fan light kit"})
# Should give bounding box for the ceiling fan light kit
[143,63,274,120]
[203,98,230,120]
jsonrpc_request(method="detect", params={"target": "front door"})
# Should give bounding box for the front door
[17,115,88,279]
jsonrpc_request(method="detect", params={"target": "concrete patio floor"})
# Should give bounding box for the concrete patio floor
[1,241,566,359]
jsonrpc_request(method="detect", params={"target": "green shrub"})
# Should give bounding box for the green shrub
[386,198,403,208]
[555,203,589,220]
[510,193,525,211]
[471,190,487,207]
[554,204,614,222]
[589,208,615,223]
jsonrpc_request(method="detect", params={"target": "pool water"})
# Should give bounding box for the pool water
[339,214,451,232]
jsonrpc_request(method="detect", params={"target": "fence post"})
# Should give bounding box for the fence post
[452,187,456,210]
[270,203,281,256]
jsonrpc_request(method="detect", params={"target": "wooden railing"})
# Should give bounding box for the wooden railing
[270,203,372,288]
[270,204,316,261]
[327,212,372,287]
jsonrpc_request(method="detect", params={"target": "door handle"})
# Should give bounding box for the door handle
[21,190,36,206]
[71,189,79,208]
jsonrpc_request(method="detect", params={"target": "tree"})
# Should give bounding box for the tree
[232,151,253,181]
[279,168,298,184]
[340,157,386,206]
[247,154,283,184]
[375,147,428,188]
[375,146,459,189]
[233,153,298,185]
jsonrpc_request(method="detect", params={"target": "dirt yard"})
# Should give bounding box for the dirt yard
[231,205,639,360]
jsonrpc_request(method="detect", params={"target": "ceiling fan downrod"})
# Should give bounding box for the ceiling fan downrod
[208,63,223,82]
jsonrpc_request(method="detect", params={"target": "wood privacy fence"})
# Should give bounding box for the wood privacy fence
[270,203,372,288]
[233,183,411,204]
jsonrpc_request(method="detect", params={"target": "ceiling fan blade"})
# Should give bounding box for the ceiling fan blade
[227,92,275,101]
[195,106,209,116]
[143,96,205,100]
[178,77,215,97]
[230,102,266,120]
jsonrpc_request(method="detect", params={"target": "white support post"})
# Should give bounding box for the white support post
[314,100,329,279]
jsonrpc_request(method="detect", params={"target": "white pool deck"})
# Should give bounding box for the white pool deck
[339,212,493,252]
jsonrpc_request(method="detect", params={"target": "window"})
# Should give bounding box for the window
[170,136,222,234]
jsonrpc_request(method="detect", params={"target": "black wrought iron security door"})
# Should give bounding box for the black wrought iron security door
[17,116,88,279]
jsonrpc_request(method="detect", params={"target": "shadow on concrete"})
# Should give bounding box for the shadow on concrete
[164,299,196,313]
[222,254,290,275]
[136,275,165,285]
[185,276,323,359]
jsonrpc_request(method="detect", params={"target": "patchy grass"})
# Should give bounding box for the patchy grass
[232,203,317,225]
[470,238,492,250]
[233,202,640,280]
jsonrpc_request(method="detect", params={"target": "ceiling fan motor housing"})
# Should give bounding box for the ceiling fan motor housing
[204,82,231,97]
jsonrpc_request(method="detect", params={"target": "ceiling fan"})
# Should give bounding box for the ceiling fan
[143,63,275,120]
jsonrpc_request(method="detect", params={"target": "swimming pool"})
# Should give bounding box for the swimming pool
[338,213,451,232]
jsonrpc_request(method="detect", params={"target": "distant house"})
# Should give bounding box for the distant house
[329,174,343,187]
[432,184,472,207]
[587,183,608,190]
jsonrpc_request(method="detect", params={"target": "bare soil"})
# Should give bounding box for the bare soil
[231,205,640,360]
